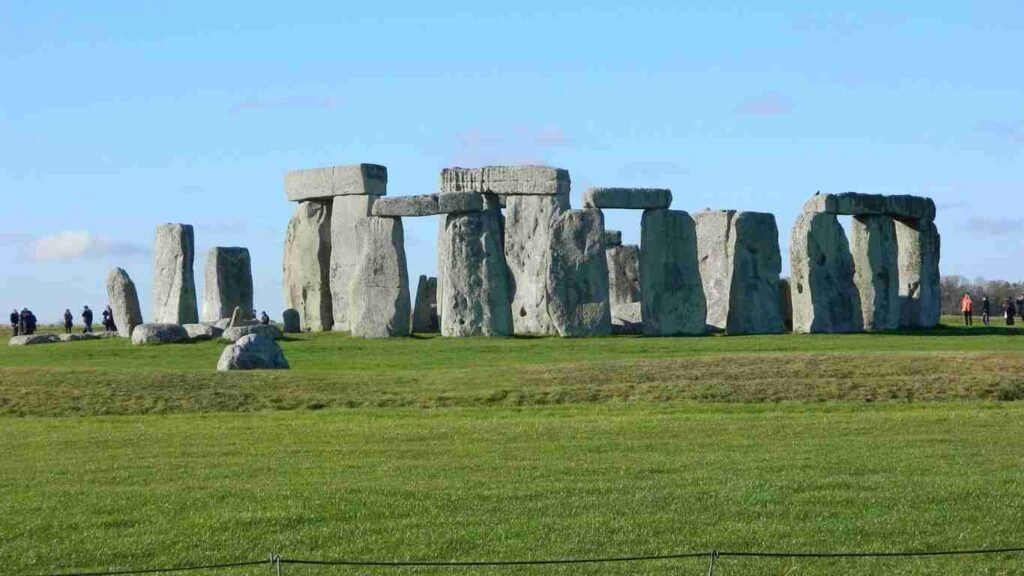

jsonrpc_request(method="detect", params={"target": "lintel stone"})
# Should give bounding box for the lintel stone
[583,187,672,210]
[285,164,387,202]
[803,192,936,221]
[439,165,570,196]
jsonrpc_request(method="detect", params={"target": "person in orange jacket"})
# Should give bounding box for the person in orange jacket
[961,292,973,326]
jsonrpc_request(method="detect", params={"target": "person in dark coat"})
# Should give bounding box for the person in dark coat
[102,306,116,332]
[81,306,93,333]
[259,311,270,326]
[25,310,37,335]
[19,308,30,335]
[10,309,19,336]
[1006,299,1017,326]
[981,296,991,326]
[63,309,73,334]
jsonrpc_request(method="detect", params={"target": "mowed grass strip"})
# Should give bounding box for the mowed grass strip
[2,404,1023,575]
[2,323,1024,415]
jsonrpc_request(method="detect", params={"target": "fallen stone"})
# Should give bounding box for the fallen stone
[9,334,60,346]
[439,165,570,196]
[282,309,301,333]
[583,187,672,210]
[607,244,641,311]
[411,276,440,333]
[546,209,611,337]
[330,194,377,331]
[803,192,936,221]
[603,230,622,247]
[183,323,222,341]
[851,214,900,331]
[106,267,143,338]
[789,212,862,333]
[214,318,232,330]
[285,163,387,202]
[504,194,570,334]
[347,216,411,338]
[228,306,256,329]
[222,324,283,342]
[216,334,289,371]
[640,209,706,336]
[611,302,643,335]
[283,201,334,332]
[152,224,198,324]
[439,208,513,337]
[58,333,103,342]
[202,247,253,322]
[895,218,941,328]
[131,323,189,345]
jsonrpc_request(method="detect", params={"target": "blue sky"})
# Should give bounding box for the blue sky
[2,1,1021,322]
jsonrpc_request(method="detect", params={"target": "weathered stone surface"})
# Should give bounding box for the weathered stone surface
[640,209,706,336]
[106,267,143,338]
[372,194,439,217]
[896,219,941,328]
[611,302,643,334]
[214,318,232,330]
[438,192,486,214]
[59,333,100,342]
[152,224,198,324]
[183,323,222,341]
[607,244,641,310]
[851,215,900,331]
[603,230,622,247]
[546,209,611,337]
[347,217,411,338]
[282,309,301,333]
[789,212,862,333]
[695,210,785,334]
[439,208,513,337]
[228,306,255,329]
[202,247,253,322]
[329,195,377,331]
[131,323,189,345]
[779,278,793,332]
[583,188,672,210]
[804,192,936,221]
[222,324,283,342]
[9,334,59,346]
[285,164,387,202]
[217,334,289,371]
[440,165,570,196]
[504,195,570,334]
[411,276,439,333]
[283,201,333,332]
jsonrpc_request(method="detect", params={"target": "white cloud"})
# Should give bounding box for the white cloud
[27,230,146,262]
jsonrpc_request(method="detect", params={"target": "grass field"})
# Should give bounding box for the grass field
[3,320,1024,575]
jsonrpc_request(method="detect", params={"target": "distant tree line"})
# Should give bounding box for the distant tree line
[940,276,1024,314]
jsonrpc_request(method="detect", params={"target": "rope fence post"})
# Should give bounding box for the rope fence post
[270,554,282,576]
[705,550,718,576]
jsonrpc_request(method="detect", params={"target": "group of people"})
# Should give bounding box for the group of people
[959,293,1024,326]
[10,306,117,335]
[9,308,39,336]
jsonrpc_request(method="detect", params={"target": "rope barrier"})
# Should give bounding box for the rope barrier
[27,559,270,576]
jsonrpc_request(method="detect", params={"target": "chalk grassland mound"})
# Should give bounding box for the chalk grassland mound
[2,320,1023,416]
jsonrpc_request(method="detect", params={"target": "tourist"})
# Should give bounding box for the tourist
[10,309,19,336]
[81,305,93,333]
[24,309,37,335]
[981,296,991,326]
[63,309,73,334]
[960,292,973,326]
[1006,299,1017,326]
[19,308,30,335]
[259,311,270,325]
[102,306,116,332]
[1016,295,1024,321]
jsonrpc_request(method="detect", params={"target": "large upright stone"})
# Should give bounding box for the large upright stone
[546,209,611,337]
[285,164,387,202]
[895,219,941,328]
[330,195,377,331]
[202,247,253,322]
[640,209,706,336]
[411,276,439,333]
[106,267,143,338]
[789,212,862,333]
[850,215,900,331]
[152,224,198,325]
[695,210,784,334]
[439,206,513,337]
[504,195,571,334]
[283,201,333,331]
[607,244,641,309]
[347,217,411,338]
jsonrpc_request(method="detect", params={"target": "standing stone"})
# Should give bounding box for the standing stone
[790,212,862,333]
[330,195,377,331]
[895,219,941,328]
[282,309,301,333]
[851,215,900,331]
[504,195,570,334]
[694,210,736,331]
[726,212,785,334]
[152,224,198,324]
[439,206,513,337]
[106,267,143,338]
[283,201,333,331]
[347,217,411,338]
[202,247,253,322]
[546,209,611,337]
[607,244,641,309]
[411,276,440,333]
[640,209,706,336]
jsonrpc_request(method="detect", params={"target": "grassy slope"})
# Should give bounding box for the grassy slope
[2,320,1024,416]
[3,404,1024,575]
